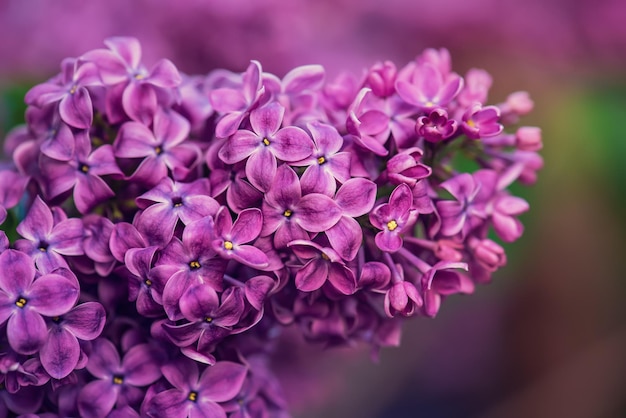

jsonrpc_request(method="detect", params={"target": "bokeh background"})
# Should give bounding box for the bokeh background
[1,0,625,417]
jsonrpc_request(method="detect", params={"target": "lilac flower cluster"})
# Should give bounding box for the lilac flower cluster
[0,38,542,417]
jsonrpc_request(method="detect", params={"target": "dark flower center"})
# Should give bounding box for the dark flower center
[283,209,293,218]
[172,196,183,207]
[223,241,234,250]
[112,375,124,385]
[387,220,398,231]
[204,316,213,323]
[321,252,330,261]
[262,138,271,146]
[69,85,78,95]
[188,391,198,402]
[317,156,327,165]
[189,260,201,270]
[38,241,49,252]
[144,279,152,287]
[155,146,163,155]
[52,316,62,323]
[15,297,27,308]
[79,163,89,173]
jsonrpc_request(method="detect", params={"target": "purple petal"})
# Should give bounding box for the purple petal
[198,361,247,402]
[181,216,216,259]
[41,122,75,161]
[63,302,106,340]
[209,88,246,113]
[296,194,342,232]
[389,184,413,216]
[245,147,276,193]
[180,284,219,321]
[436,201,465,237]
[375,230,403,253]
[218,130,260,164]
[295,259,328,292]
[334,178,377,217]
[148,59,182,88]
[25,82,65,106]
[283,65,325,94]
[40,327,80,379]
[114,121,156,158]
[123,344,162,386]
[244,275,275,311]
[16,196,53,241]
[81,48,128,84]
[359,261,391,289]
[49,218,84,256]
[105,36,142,69]
[8,309,47,354]
[274,221,308,249]
[154,109,190,149]
[162,357,198,391]
[0,249,35,295]
[328,264,357,295]
[59,88,93,129]
[77,380,118,418]
[266,164,301,208]
[250,102,283,137]
[492,213,524,243]
[271,126,313,162]
[214,287,245,327]
[230,209,263,244]
[136,203,179,247]
[145,389,190,418]
[193,400,227,418]
[230,245,269,269]
[162,321,201,347]
[74,174,115,214]
[300,165,335,197]
[28,273,79,316]
[110,222,146,262]
[325,216,362,261]
[123,81,157,124]
[87,338,120,379]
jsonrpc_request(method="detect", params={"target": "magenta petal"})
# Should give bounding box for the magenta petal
[28,273,79,316]
[194,400,227,418]
[123,344,162,386]
[123,81,157,124]
[271,126,313,162]
[74,174,115,214]
[335,178,377,217]
[49,218,84,255]
[375,231,403,253]
[245,148,276,193]
[209,88,246,113]
[216,112,246,139]
[136,203,179,247]
[389,184,413,216]
[328,264,357,295]
[296,194,342,232]
[16,196,53,241]
[78,380,118,418]
[59,88,93,129]
[283,65,325,94]
[218,130,260,164]
[231,245,269,269]
[40,327,80,379]
[87,338,120,378]
[326,216,362,261]
[295,259,329,292]
[162,321,201,347]
[105,36,142,69]
[0,250,35,294]
[492,213,524,243]
[214,288,244,327]
[63,302,106,340]
[8,309,47,354]
[250,102,283,137]
[153,109,190,148]
[146,390,190,418]
[300,164,335,196]
[110,222,147,262]
[180,284,219,321]
[162,357,197,391]
[148,59,182,88]
[41,122,75,161]
[198,361,247,402]
[230,209,263,244]
[244,275,274,311]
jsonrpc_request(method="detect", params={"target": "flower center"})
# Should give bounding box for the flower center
[112,375,124,385]
[144,279,152,287]
[283,209,292,218]
[189,260,201,270]
[321,252,330,261]
[205,316,213,323]
[134,73,146,80]
[188,391,198,402]
[262,138,271,146]
[52,316,61,323]
[155,146,163,155]
[223,241,234,250]
[387,220,398,231]
[317,156,326,165]
[466,119,476,128]
[79,163,89,173]
[38,241,49,252]
[15,297,27,308]
[172,197,183,207]
[69,85,78,95]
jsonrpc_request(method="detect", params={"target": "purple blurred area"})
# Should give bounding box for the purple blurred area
[1,0,625,417]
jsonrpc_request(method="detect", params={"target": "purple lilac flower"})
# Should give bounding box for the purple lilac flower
[289,240,357,295]
[122,246,165,317]
[82,36,182,124]
[77,339,162,418]
[210,207,269,269]
[145,358,247,418]
[435,173,485,238]
[415,108,458,143]
[0,169,29,224]
[260,164,342,249]
[370,184,418,252]
[114,108,200,186]
[15,196,84,273]
[162,285,245,353]
[218,102,314,192]
[461,102,503,139]
[134,177,219,247]
[40,302,106,379]
[40,131,122,214]
[25,58,101,129]
[0,250,79,355]
[396,62,463,111]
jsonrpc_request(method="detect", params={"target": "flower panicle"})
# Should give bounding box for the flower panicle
[0,37,542,416]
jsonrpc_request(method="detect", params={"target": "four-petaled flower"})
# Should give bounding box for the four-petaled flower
[370,184,418,252]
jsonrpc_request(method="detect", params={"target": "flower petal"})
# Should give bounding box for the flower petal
[296,194,342,232]
[245,147,276,193]
[0,249,35,295]
[29,273,79,316]
[63,302,106,340]
[198,361,247,402]
[8,309,47,354]
[77,380,118,418]
[40,326,80,379]
[295,259,328,292]
[59,88,93,129]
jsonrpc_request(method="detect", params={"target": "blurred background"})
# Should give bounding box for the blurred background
[1,0,625,416]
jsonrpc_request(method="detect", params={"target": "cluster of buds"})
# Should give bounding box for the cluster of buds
[0,37,542,417]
